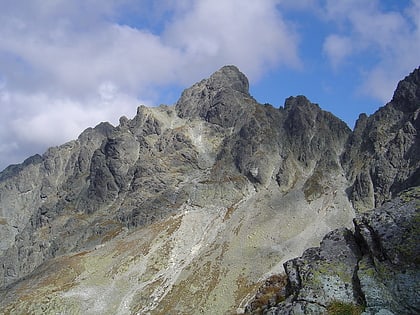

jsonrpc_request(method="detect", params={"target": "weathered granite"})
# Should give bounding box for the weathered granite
[251,187,419,315]
[342,67,420,211]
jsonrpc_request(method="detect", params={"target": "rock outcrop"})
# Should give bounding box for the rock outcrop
[248,187,419,315]
[342,68,420,211]
[0,66,418,314]
[175,65,253,128]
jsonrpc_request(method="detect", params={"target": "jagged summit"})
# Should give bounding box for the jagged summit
[175,65,254,128]
[342,66,420,211]
[284,95,314,109]
[391,66,420,112]
[206,65,250,94]
[0,66,419,315]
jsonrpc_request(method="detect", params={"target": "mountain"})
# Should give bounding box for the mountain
[0,66,418,314]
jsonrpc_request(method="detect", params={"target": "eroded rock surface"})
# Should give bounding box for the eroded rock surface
[249,187,419,315]
[342,68,420,211]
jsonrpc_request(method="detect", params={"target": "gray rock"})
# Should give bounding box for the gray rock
[265,301,326,315]
[175,65,254,129]
[254,187,419,315]
[355,188,420,315]
[343,67,420,211]
[283,228,363,307]
[0,122,112,287]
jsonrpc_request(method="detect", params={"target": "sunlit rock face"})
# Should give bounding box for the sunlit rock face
[0,66,418,315]
[249,187,419,315]
[342,68,420,212]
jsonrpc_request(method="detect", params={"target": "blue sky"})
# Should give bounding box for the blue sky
[0,0,419,171]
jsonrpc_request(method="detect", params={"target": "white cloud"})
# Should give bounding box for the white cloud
[321,0,420,102]
[163,0,301,82]
[0,24,182,96]
[3,90,140,148]
[0,0,301,170]
[323,35,353,69]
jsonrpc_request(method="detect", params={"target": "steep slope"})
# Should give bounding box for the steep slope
[342,67,420,211]
[0,122,114,286]
[0,66,418,314]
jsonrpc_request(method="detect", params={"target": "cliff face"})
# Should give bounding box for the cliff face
[0,66,418,314]
[342,68,420,211]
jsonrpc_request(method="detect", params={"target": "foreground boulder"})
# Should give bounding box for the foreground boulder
[247,187,419,314]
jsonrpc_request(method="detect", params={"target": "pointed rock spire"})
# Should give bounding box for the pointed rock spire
[175,65,254,128]
[391,67,420,112]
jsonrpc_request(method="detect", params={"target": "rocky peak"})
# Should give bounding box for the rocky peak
[283,95,350,142]
[283,95,314,110]
[206,65,250,94]
[175,65,254,128]
[342,67,420,211]
[0,154,43,182]
[391,67,420,112]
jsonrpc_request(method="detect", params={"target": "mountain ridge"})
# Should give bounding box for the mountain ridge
[0,65,419,314]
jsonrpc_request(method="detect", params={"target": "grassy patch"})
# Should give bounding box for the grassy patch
[303,168,327,202]
[2,252,87,314]
[245,274,288,314]
[224,204,238,221]
[399,186,420,203]
[327,301,364,315]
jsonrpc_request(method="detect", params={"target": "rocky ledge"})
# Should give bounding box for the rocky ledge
[246,187,420,315]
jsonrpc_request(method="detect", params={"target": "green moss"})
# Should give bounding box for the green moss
[399,186,420,203]
[311,261,353,284]
[359,257,382,279]
[327,301,364,315]
[395,211,420,264]
[362,267,377,278]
